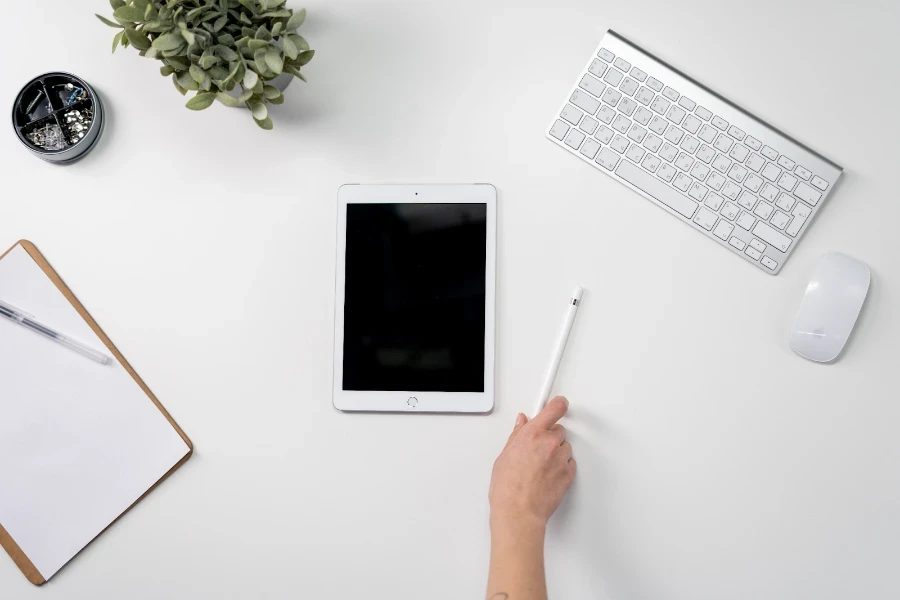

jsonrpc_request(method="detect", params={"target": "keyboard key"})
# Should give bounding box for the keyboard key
[745,153,765,172]
[580,115,599,134]
[690,162,710,181]
[736,211,755,230]
[753,221,792,252]
[707,172,726,190]
[811,176,829,191]
[785,209,808,236]
[667,105,687,124]
[672,172,693,192]
[688,183,709,202]
[579,74,606,97]
[635,87,654,106]
[753,201,774,220]
[570,90,600,114]
[745,245,762,261]
[770,210,790,230]
[749,238,766,253]
[695,106,713,121]
[651,96,671,115]
[627,124,648,144]
[646,77,664,92]
[698,124,718,144]
[657,162,677,182]
[761,256,778,271]
[597,48,615,63]
[682,114,702,134]
[777,173,798,191]
[775,192,794,212]
[633,106,653,126]
[659,142,678,162]
[643,133,662,152]
[793,202,812,219]
[595,147,619,170]
[729,236,746,250]
[597,105,616,124]
[664,127,685,145]
[721,181,741,200]
[602,88,622,107]
[794,165,812,180]
[620,78,639,96]
[728,164,748,183]
[721,202,740,220]
[737,190,757,210]
[612,114,631,134]
[614,57,631,72]
[794,182,822,206]
[565,129,586,149]
[760,145,779,161]
[727,125,746,141]
[693,207,717,230]
[595,124,614,144]
[730,144,749,162]
[675,153,694,171]
[777,155,795,170]
[662,86,680,101]
[744,136,762,151]
[696,145,716,164]
[604,68,624,86]
[761,163,782,182]
[611,135,629,153]
[626,143,646,163]
[713,134,734,153]
[630,67,647,81]
[616,160,698,218]
[705,193,724,211]
[712,154,732,173]
[713,219,734,240]
[588,59,607,79]
[711,115,728,130]
[744,174,763,192]
[618,97,638,116]
[549,119,569,140]
[759,183,779,202]
[580,138,601,159]
[649,115,668,135]
[561,104,583,125]
[678,96,697,111]
[641,154,661,172]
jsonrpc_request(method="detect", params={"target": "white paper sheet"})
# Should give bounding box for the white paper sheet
[0,246,190,580]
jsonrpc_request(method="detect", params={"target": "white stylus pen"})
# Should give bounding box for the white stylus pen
[0,299,111,365]
[534,287,583,416]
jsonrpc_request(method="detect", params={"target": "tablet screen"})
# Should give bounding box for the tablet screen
[342,203,487,393]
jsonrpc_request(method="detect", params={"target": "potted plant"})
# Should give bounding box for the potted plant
[97,0,314,129]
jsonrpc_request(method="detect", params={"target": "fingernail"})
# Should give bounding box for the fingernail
[515,413,526,426]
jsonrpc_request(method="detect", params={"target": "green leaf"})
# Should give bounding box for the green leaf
[271,22,282,37]
[216,91,241,107]
[160,65,175,76]
[173,75,187,96]
[248,100,267,121]
[111,29,124,53]
[145,47,159,59]
[267,92,284,105]
[294,49,314,66]
[109,0,125,9]
[248,39,269,50]
[240,12,252,25]
[186,92,217,110]
[181,29,196,46]
[255,25,271,41]
[132,0,150,12]
[124,28,151,50]
[216,45,238,61]
[176,71,200,90]
[254,48,269,74]
[285,8,306,31]
[113,6,145,22]
[288,34,309,51]
[281,35,298,60]
[152,32,184,51]
[214,16,228,32]
[96,14,123,28]
[262,85,281,99]
[243,69,258,89]
[199,53,218,69]
[190,64,207,84]
[238,89,253,103]
[255,116,274,130]
[165,56,191,70]
[264,49,283,74]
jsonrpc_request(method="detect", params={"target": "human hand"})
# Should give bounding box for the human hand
[488,396,576,531]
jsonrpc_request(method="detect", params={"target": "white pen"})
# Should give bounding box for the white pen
[0,299,111,365]
[534,287,583,416]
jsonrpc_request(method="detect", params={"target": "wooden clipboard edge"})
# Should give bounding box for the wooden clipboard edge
[0,240,194,586]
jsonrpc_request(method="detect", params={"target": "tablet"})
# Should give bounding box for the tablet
[333,184,496,413]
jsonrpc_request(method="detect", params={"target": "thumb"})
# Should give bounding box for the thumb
[505,413,528,446]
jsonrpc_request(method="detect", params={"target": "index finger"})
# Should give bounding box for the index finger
[531,396,569,430]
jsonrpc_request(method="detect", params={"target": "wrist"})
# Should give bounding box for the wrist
[489,509,547,541]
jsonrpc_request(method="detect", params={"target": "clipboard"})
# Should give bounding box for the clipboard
[0,240,193,585]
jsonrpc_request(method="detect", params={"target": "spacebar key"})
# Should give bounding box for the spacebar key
[616,160,698,219]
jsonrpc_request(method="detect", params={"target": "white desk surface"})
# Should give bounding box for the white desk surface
[2,1,899,598]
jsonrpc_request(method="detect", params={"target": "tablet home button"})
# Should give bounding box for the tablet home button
[407,397,418,408]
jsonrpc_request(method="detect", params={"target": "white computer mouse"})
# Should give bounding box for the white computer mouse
[789,252,871,363]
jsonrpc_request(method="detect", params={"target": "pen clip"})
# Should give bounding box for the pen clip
[0,299,36,320]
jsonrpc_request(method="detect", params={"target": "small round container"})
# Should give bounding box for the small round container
[12,72,104,164]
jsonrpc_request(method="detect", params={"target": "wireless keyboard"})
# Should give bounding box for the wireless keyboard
[548,31,842,275]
